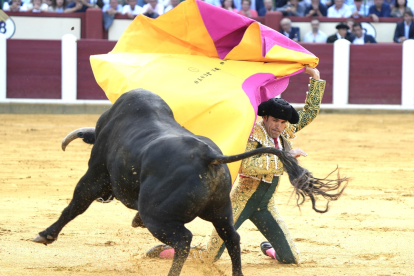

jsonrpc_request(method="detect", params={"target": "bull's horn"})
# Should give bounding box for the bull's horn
[61,127,95,151]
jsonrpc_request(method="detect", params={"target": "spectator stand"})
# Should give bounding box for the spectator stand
[264,11,402,42]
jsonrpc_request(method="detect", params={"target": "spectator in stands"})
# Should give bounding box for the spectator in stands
[276,0,288,8]
[2,0,28,11]
[303,18,328,42]
[222,0,237,12]
[44,0,52,7]
[369,0,391,21]
[259,0,275,15]
[305,0,327,16]
[234,0,265,13]
[391,0,411,16]
[237,0,258,17]
[327,22,355,42]
[66,0,94,12]
[158,0,170,9]
[346,17,355,30]
[384,0,395,7]
[48,0,67,12]
[122,0,142,17]
[204,0,221,6]
[27,0,49,11]
[350,0,370,17]
[142,0,164,18]
[327,0,352,17]
[102,0,122,30]
[352,22,377,43]
[277,0,307,16]
[165,0,180,12]
[279,17,300,41]
[394,9,414,41]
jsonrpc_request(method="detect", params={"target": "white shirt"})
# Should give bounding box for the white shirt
[142,3,164,15]
[102,3,123,13]
[303,30,328,43]
[404,22,411,38]
[336,33,347,40]
[350,3,369,17]
[353,35,365,44]
[327,4,352,18]
[407,0,414,12]
[26,3,49,12]
[122,4,143,15]
[158,0,170,7]
[164,4,177,13]
[204,0,221,6]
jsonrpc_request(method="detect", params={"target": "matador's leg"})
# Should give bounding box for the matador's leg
[206,177,265,262]
[250,177,300,264]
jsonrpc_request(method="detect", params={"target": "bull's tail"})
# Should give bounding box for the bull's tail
[61,127,96,151]
[211,147,348,213]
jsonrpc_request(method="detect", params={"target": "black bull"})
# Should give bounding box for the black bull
[33,89,347,276]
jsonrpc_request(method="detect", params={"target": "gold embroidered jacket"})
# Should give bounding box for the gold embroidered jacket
[240,78,326,183]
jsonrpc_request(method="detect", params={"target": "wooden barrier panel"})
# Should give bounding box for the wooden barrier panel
[3,39,407,105]
[5,11,85,39]
[282,43,334,104]
[6,39,61,99]
[5,9,103,40]
[349,43,402,104]
[77,40,117,100]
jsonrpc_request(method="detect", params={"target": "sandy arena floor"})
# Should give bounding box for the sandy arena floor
[0,113,413,276]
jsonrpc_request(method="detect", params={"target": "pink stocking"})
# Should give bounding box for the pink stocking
[266,248,277,260]
[159,248,175,259]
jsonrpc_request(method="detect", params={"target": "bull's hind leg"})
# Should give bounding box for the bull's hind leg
[33,171,110,245]
[211,206,243,276]
[146,221,192,276]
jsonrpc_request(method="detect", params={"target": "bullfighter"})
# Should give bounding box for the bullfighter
[147,66,344,264]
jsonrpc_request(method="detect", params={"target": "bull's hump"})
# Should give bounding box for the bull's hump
[116,89,174,117]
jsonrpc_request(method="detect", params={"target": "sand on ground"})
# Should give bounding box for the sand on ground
[0,113,413,276]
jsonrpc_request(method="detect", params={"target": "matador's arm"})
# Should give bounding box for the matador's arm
[294,78,326,132]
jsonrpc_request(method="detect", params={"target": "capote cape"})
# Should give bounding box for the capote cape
[90,0,319,182]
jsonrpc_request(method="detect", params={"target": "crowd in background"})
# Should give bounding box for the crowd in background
[1,0,413,42]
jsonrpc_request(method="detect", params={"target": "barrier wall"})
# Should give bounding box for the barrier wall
[7,39,61,99]
[3,37,413,109]
[76,40,116,99]
[283,43,333,104]
[5,9,103,39]
[349,44,402,105]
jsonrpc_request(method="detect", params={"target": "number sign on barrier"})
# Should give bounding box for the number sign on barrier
[0,10,16,39]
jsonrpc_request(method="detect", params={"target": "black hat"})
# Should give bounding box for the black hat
[257,98,299,124]
[336,23,349,30]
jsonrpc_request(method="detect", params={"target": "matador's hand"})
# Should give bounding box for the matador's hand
[289,148,307,158]
[305,66,320,80]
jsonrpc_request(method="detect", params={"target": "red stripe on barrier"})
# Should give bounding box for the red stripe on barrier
[349,44,402,105]
[282,43,333,104]
[7,39,61,99]
[77,40,117,100]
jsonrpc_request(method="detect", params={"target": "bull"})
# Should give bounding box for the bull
[33,89,345,276]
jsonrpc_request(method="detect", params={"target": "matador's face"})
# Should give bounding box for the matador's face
[263,116,287,139]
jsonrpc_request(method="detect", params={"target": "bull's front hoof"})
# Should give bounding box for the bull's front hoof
[32,234,55,245]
